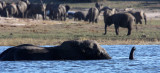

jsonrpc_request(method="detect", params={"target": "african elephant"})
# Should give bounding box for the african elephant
[0,40,111,61]
[74,11,86,21]
[104,10,135,35]
[85,3,103,23]
[0,1,7,17]
[27,3,46,20]
[128,11,147,25]
[17,0,30,18]
[47,4,70,21]
[86,7,100,23]
[5,3,18,17]
[95,2,103,11]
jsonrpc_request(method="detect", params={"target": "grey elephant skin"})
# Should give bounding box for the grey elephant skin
[104,11,135,35]
[5,3,18,17]
[0,1,7,16]
[46,4,70,21]
[128,11,147,25]
[85,3,103,23]
[0,40,111,61]
[27,3,46,20]
[74,11,86,21]
[86,7,100,23]
[17,0,30,18]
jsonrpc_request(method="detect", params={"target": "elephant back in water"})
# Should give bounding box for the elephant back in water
[0,40,111,61]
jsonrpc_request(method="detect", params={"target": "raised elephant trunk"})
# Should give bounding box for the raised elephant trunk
[129,47,136,60]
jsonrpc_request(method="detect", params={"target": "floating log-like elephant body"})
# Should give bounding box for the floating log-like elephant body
[0,40,111,61]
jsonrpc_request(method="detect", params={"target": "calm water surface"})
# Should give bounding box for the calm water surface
[0,45,160,73]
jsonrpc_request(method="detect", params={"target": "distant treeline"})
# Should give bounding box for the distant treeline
[2,0,160,3]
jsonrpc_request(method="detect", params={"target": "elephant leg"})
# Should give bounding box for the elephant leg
[95,19,98,23]
[127,25,132,36]
[115,26,119,35]
[139,20,142,24]
[64,14,66,21]
[104,24,107,35]
[135,24,138,32]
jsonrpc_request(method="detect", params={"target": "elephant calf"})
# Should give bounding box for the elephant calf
[0,40,111,61]
[104,11,135,35]
[74,11,86,21]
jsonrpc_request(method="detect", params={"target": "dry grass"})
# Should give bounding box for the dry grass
[0,1,160,46]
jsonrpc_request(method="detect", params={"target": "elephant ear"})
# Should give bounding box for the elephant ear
[65,5,70,12]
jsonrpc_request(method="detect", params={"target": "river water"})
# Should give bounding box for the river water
[0,45,160,73]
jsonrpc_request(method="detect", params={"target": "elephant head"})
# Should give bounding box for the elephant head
[65,5,70,13]
[79,40,111,59]
[103,9,114,26]
[95,2,103,11]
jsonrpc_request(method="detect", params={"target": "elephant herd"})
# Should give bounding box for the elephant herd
[73,2,147,36]
[0,1,147,35]
[0,0,70,20]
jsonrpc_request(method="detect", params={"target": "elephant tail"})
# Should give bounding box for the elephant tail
[143,12,147,25]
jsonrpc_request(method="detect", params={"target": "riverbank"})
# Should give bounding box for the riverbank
[0,1,160,46]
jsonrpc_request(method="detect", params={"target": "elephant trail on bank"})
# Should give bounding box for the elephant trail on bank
[0,40,111,61]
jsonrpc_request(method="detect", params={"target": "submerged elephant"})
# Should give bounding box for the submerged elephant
[103,10,135,35]
[0,40,111,61]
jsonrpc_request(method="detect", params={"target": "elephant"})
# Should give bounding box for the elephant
[0,40,111,61]
[17,0,30,18]
[86,7,100,23]
[128,11,147,25]
[129,47,136,60]
[27,3,46,20]
[74,11,86,21]
[95,2,103,11]
[46,3,70,21]
[85,3,103,23]
[5,3,19,17]
[103,10,135,35]
[0,1,7,16]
